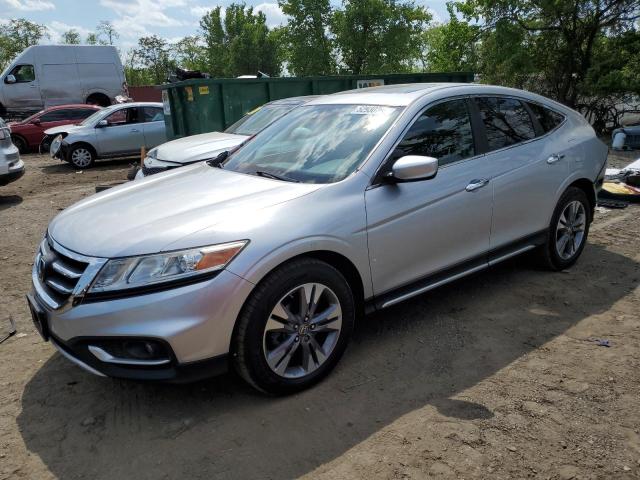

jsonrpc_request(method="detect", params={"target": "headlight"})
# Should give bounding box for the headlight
[147,148,157,159]
[88,241,247,293]
[50,135,63,156]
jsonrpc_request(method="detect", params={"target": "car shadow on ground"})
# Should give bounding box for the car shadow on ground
[17,244,639,480]
[0,194,22,211]
[40,157,138,175]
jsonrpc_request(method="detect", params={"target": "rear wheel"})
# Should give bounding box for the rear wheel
[538,187,590,270]
[11,135,27,154]
[86,93,111,107]
[68,144,95,169]
[233,258,355,395]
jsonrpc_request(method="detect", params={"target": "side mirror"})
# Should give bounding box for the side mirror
[388,155,438,182]
[96,119,108,128]
[32,118,41,125]
[5,75,16,84]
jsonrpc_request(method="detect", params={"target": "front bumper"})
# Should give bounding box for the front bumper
[29,268,255,381]
[0,158,25,186]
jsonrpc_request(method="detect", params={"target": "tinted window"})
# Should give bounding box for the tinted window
[142,107,163,122]
[39,110,75,122]
[395,99,475,166]
[476,97,535,151]
[71,108,98,120]
[527,102,565,133]
[105,108,139,126]
[9,65,35,82]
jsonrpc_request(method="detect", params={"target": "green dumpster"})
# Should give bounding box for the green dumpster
[160,72,474,140]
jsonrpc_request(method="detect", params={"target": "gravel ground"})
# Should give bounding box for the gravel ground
[0,152,639,480]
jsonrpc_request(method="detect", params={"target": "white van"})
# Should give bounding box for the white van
[0,45,126,118]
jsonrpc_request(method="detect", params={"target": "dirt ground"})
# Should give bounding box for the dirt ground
[1,152,639,480]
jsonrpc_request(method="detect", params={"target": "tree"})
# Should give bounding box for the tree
[61,29,81,45]
[97,20,119,45]
[132,35,175,84]
[0,19,49,70]
[279,0,335,75]
[198,4,282,77]
[465,0,640,108]
[173,35,208,71]
[332,0,431,74]
[85,32,99,45]
[423,3,479,72]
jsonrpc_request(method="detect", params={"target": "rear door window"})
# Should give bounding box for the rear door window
[394,99,475,166]
[142,107,164,122]
[475,97,536,151]
[527,102,565,133]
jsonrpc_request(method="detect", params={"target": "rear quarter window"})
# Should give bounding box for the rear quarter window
[527,102,565,133]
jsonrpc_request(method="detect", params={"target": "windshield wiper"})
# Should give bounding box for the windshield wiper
[254,170,300,183]
[206,150,229,168]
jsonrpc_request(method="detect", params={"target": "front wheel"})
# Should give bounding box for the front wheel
[233,258,355,395]
[68,144,95,169]
[11,135,27,154]
[538,186,590,270]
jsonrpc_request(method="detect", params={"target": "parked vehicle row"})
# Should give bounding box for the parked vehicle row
[135,96,318,179]
[27,83,608,394]
[47,102,166,168]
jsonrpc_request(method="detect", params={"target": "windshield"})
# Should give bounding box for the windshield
[222,104,401,184]
[224,104,297,136]
[80,108,109,126]
[22,109,45,124]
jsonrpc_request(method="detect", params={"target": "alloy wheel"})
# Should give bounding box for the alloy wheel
[262,282,342,379]
[555,200,586,260]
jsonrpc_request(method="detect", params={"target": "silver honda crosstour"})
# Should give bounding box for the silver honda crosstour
[28,84,608,394]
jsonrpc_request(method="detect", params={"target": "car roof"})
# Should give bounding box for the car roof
[267,95,321,106]
[307,83,560,108]
[46,104,102,111]
[106,102,163,109]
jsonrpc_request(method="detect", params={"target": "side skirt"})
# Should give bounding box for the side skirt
[365,230,547,313]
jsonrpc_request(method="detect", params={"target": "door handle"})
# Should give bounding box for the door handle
[547,153,565,164]
[465,178,490,192]
[130,128,140,133]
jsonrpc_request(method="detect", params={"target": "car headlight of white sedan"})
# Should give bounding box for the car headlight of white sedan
[50,134,63,157]
[88,241,248,293]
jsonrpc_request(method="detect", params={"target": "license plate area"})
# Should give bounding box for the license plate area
[26,294,50,341]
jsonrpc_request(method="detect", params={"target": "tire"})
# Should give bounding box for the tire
[11,135,27,154]
[86,93,111,107]
[39,135,52,154]
[68,144,95,169]
[233,258,355,395]
[538,186,591,270]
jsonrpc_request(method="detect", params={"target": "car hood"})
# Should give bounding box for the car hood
[48,163,321,258]
[153,131,248,164]
[45,124,86,136]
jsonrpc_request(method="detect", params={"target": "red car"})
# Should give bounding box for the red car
[9,104,102,153]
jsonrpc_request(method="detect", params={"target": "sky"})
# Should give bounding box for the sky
[1,0,450,51]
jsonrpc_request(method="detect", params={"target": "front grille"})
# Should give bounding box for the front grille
[627,134,640,148]
[142,165,171,176]
[35,238,89,307]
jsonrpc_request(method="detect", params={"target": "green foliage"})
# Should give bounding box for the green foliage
[129,35,176,85]
[97,21,118,45]
[199,3,282,77]
[85,33,99,45]
[61,29,81,45]
[0,18,49,70]
[332,0,431,74]
[279,0,335,75]
[423,2,479,72]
